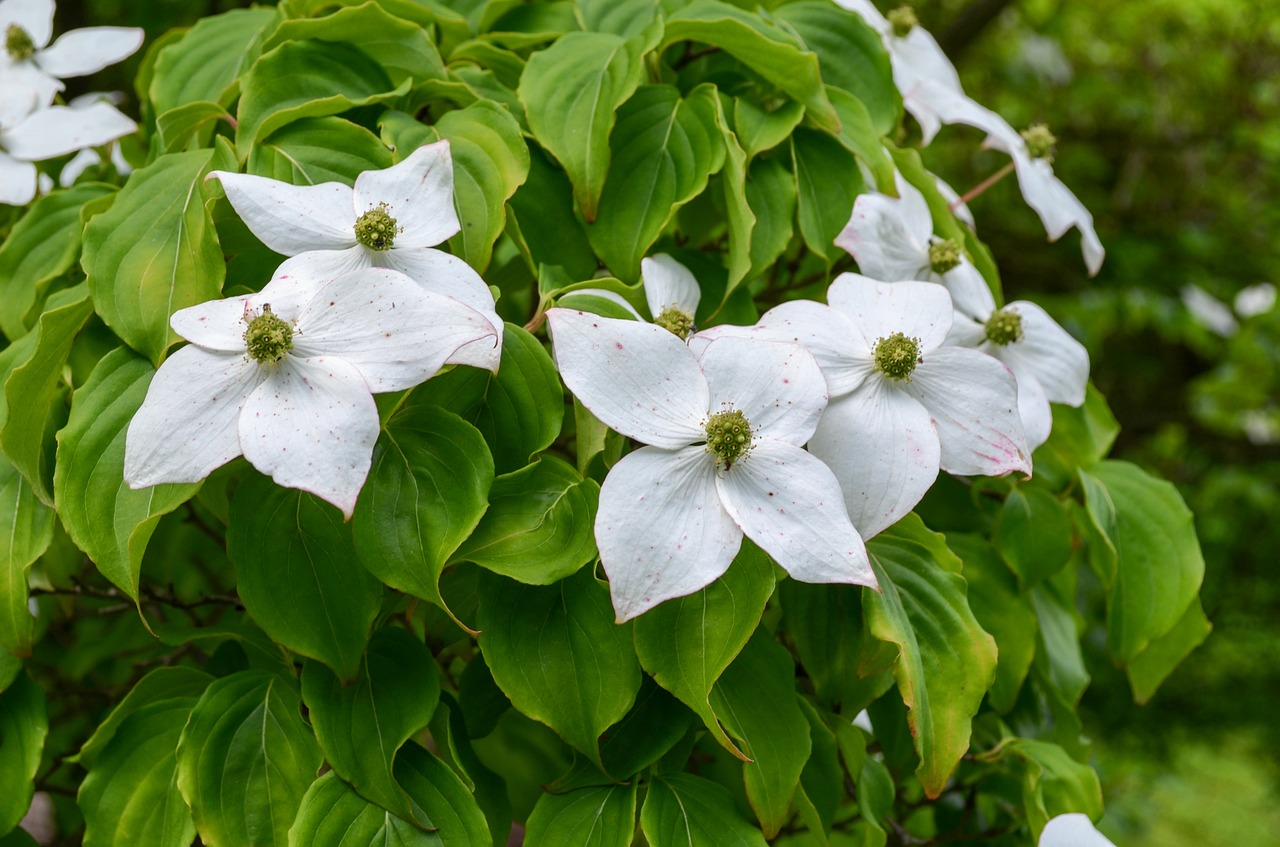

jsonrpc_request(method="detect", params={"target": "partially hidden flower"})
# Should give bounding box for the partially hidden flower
[697,275,1031,539]
[546,308,877,622]
[207,140,502,371]
[569,253,702,340]
[124,265,498,517]
[1038,814,1117,847]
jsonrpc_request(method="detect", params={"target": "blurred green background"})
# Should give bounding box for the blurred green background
[56,0,1280,843]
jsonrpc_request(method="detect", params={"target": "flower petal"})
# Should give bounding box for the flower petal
[835,191,930,282]
[902,346,1031,477]
[1007,365,1052,451]
[744,299,874,396]
[597,445,740,622]
[0,152,37,205]
[35,27,143,78]
[124,346,259,487]
[0,65,59,126]
[546,309,708,448]
[717,440,876,587]
[270,249,371,300]
[238,356,379,517]
[828,274,953,352]
[170,294,254,351]
[292,267,496,392]
[997,300,1089,407]
[2,102,135,160]
[1038,814,1116,847]
[354,139,458,249]
[698,336,828,447]
[939,259,995,322]
[934,174,974,229]
[641,254,701,317]
[208,170,357,255]
[808,380,941,539]
[1010,153,1105,276]
[0,0,54,48]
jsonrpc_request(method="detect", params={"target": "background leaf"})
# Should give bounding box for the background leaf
[0,673,47,835]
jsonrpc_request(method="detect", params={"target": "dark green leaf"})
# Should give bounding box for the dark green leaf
[982,738,1102,838]
[525,783,637,847]
[75,667,214,767]
[743,156,796,285]
[997,486,1072,587]
[732,97,804,162]
[640,773,768,847]
[0,455,52,656]
[393,742,493,845]
[792,128,863,264]
[288,772,436,847]
[507,144,599,280]
[1125,598,1211,704]
[0,673,46,834]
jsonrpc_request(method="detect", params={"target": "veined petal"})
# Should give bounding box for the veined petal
[293,268,495,392]
[1038,814,1116,847]
[997,300,1089,407]
[0,152,37,205]
[808,380,941,539]
[1010,153,1105,275]
[270,248,371,302]
[354,140,459,249]
[902,346,1031,477]
[239,356,379,518]
[170,294,254,351]
[1008,365,1052,451]
[642,254,701,317]
[209,170,357,255]
[939,259,995,322]
[0,0,54,48]
[748,299,874,396]
[597,445,740,622]
[2,102,135,160]
[835,192,930,281]
[717,440,876,587]
[828,274,954,352]
[35,27,143,77]
[124,346,259,487]
[943,313,988,349]
[546,309,708,448]
[698,336,828,447]
[893,28,963,100]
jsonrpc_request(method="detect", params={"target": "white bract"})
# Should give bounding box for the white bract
[546,308,877,622]
[568,253,702,339]
[124,265,498,517]
[1038,814,1117,847]
[207,140,503,371]
[698,275,1030,539]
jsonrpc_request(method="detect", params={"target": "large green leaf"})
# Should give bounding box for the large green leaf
[177,670,322,847]
[981,738,1103,839]
[1031,579,1090,707]
[1125,597,1211,704]
[149,8,279,115]
[864,515,998,798]
[0,455,52,656]
[249,117,394,185]
[826,87,896,193]
[586,84,724,280]
[393,743,492,845]
[451,456,599,584]
[997,486,1073,587]
[640,773,768,847]
[743,156,796,285]
[506,144,599,280]
[518,29,654,221]
[0,184,114,341]
[633,542,773,759]
[1080,460,1205,663]
[524,784,637,847]
[475,569,641,765]
[75,667,214,767]
[779,580,889,714]
[83,148,228,366]
[1034,385,1119,488]
[53,348,200,600]
[288,772,435,847]
[278,0,470,52]
[155,101,233,153]
[0,673,46,834]
[227,474,382,681]
[301,627,441,823]
[792,128,863,264]
[353,403,493,609]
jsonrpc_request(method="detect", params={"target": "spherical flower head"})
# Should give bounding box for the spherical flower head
[1020,123,1057,162]
[654,304,696,339]
[704,407,751,467]
[983,307,1024,345]
[928,238,962,275]
[353,201,399,250]
[887,5,918,37]
[873,332,923,381]
[242,305,294,363]
[6,22,33,59]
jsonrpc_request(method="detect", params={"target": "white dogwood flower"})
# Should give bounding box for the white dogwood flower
[207,140,502,371]
[547,308,877,621]
[1038,814,1116,847]
[697,275,1030,539]
[124,266,498,517]
[568,253,702,339]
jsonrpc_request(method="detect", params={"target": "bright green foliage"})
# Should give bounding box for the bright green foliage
[524,783,637,847]
[0,457,51,656]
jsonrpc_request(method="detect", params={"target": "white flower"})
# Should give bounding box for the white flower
[569,253,702,339]
[546,308,877,622]
[1038,814,1117,847]
[697,275,1030,539]
[1234,282,1275,318]
[124,265,498,517]
[57,92,132,187]
[1181,284,1237,337]
[942,263,1089,449]
[0,0,143,113]
[207,140,503,371]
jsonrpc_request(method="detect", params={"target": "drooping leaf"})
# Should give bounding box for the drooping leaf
[149,7,280,115]
[524,783,637,847]
[732,97,805,163]
[1031,577,1090,707]
[0,673,46,835]
[0,455,53,657]
[393,743,493,845]
[639,773,768,847]
[981,738,1103,839]
[1125,598,1211,704]
[826,87,896,192]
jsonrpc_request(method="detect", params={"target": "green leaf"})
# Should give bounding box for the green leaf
[155,101,232,153]
[424,691,512,844]
[826,88,896,193]
[587,84,724,280]
[795,702,840,840]
[227,473,382,681]
[664,1,839,131]
[420,324,563,475]
[476,568,641,765]
[864,515,997,798]
[353,403,493,610]
[393,742,493,845]
[997,486,1072,587]
[576,0,658,38]
[983,738,1103,838]
[633,542,773,759]
[519,29,654,221]
[75,667,214,767]
[0,456,52,656]
[792,128,862,264]
[177,670,322,847]
[0,673,46,835]
[83,149,226,366]
[301,627,441,823]
[149,7,280,115]
[236,39,407,159]
[1125,598,1211,704]
[709,94,754,292]
[856,757,893,844]
[732,97,804,162]
[743,156,796,285]
[279,0,470,53]
[452,456,599,584]
[288,771,436,847]
[1080,460,1205,663]
[0,183,114,341]
[640,773,768,847]
[525,783,637,847]
[1031,578,1090,707]
[709,632,811,837]
[506,144,599,280]
[1034,385,1119,487]
[778,580,883,713]
[79,697,200,847]
[249,117,394,185]
[53,348,199,599]
[1,285,92,504]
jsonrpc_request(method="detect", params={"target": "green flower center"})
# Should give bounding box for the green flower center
[887,6,918,38]
[984,307,1024,345]
[929,238,962,274]
[243,305,294,363]
[653,305,695,340]
[354,202,399,251]
[873,332,922,381]
[1021,123,1057,162]
[5,24,35,60]
[705,408,752,467]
